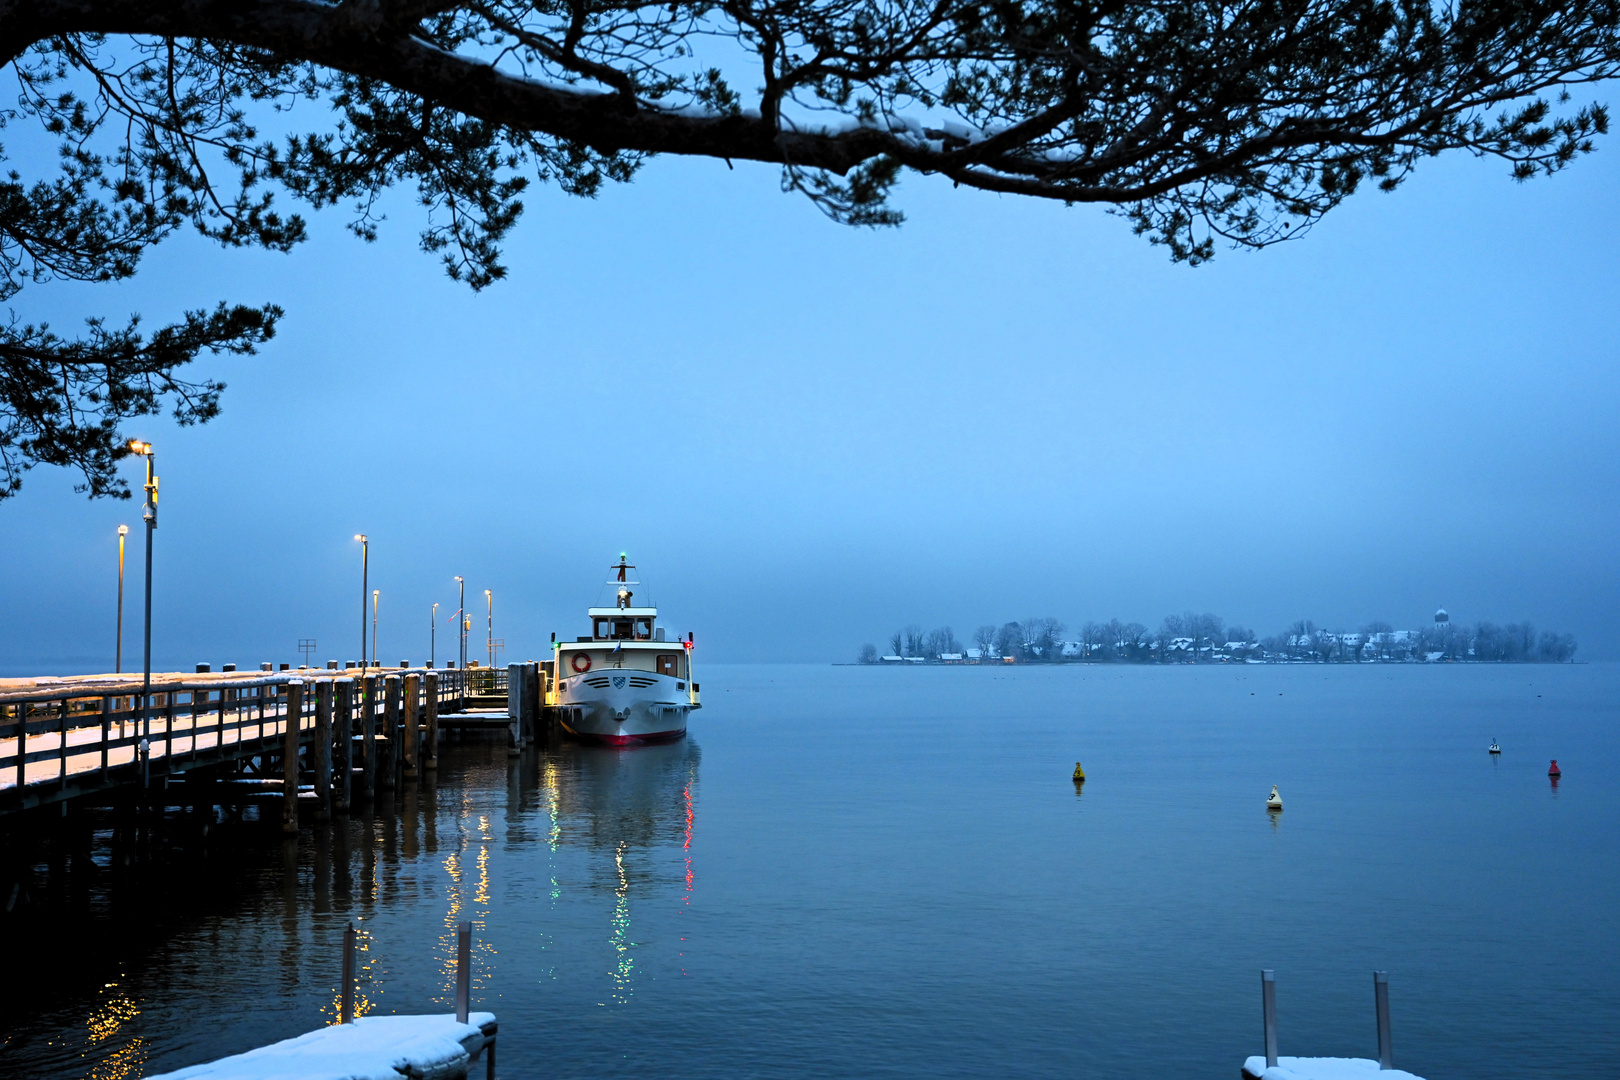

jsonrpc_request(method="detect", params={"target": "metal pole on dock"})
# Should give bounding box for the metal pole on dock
[282,680,304,833]
[341,923,356,1024]
[455,577,466,672]
[456,920,472,1024]
[355,535,368,668]
[116,524,127,673]
[1261,969,1278,1068]
[1374,971,1392,1070]
[132,441,156,749]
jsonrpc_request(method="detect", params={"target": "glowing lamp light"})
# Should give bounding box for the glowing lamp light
[126,439,153,455]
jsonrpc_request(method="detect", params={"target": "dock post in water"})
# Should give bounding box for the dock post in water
[1374,971,1393,1069]
[341,923,356,1024]
[282,680,304,834]
[524,663,540,745]
[403,673,420,779]
[361,674,377,800]
[424,671,439,770]
[315,679,333,819]
[335,679,353,812]
[506,663,523,755]
[455,919,472,1024]
[379,675,399,791]
[1261,969,1278,1068]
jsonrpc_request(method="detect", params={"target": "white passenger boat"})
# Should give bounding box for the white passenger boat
[551,557,700,745]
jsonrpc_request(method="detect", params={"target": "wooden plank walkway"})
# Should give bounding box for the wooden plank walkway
[0,668,467,818]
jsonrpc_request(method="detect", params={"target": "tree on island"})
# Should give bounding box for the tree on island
[3,1,1620,498]
[973,625,997,657]
[870,609,1575,661]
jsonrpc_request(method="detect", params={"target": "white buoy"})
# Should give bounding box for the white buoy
[1488,739,1501,754]
[1266,785,1283,811]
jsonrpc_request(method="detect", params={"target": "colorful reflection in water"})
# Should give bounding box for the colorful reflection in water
[6,736,700,1079]
[607,840,635,1005]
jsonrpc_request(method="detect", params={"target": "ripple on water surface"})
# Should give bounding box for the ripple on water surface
[2,662,1617,1080]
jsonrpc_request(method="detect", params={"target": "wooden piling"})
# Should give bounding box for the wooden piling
[379,675,399,791]
[1374,971,1392,1069]
[1261,969,1278,1068]
[315,680,333,819]
[341,924,356,1024]
[455,920,472,1023]
[403,673,420,779]
[361,674,377,801]
[506,663,523,755]
[100,697,110,779]
[525,663,541,744]
[335,679,353,812]
[282,680,304,834]
[424,672,439,770]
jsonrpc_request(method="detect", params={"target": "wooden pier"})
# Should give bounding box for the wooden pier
[0,661,560,824]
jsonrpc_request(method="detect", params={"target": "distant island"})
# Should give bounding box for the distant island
[857,609,1577,664]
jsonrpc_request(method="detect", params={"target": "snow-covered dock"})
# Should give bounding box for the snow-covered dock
[1243,1056,1425,1080]
[151,1012,497,1080]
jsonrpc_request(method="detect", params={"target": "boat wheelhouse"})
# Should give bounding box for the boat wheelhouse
[550,557,699,744]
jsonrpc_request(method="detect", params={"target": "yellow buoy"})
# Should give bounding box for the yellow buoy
[1266,785,1283,811]
[1072,762,1086,782]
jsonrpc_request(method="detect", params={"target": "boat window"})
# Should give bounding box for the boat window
[656,654,680,678]
[635,619,652,639]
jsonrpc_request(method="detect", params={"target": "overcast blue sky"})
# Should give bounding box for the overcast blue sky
[2,132,1617,672]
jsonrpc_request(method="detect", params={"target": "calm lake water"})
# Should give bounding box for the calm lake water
[4,662,1617,1080]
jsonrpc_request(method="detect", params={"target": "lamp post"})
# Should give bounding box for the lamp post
[115,524,129,673]
[431,602,438,667]
[126,440,156,749]
[454,576,465,669]
[485,590,493,669]
[372,590,379,667]
[354,535,368,667]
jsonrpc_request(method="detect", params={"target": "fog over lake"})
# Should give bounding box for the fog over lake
[2,135,1616,670]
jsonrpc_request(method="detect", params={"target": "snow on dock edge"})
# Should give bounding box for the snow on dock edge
[151,1012,497,1080]
[1243,1056,1425,1080]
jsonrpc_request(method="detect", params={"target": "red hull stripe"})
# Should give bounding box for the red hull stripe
[561,723,686,746]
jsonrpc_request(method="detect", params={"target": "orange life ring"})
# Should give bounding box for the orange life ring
[570,652,592,673]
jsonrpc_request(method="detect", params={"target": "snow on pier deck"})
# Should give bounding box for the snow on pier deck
[1244,1057,1426,1080]
[0,667,468,816]
[150,1012,497,1080]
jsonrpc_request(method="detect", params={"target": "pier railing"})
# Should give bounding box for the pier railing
[0,668,468,815]
[463,666,507,697]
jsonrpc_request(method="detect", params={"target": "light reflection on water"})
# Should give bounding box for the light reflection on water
[81,986,143,1080]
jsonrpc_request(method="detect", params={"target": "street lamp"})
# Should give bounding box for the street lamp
[485,589,493,669]
[354,535,368,667]
[431,602,438,667]
[372,590,380,667]
[454,576,465,669]
[115,524,129,673]
[126,440,156,751]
